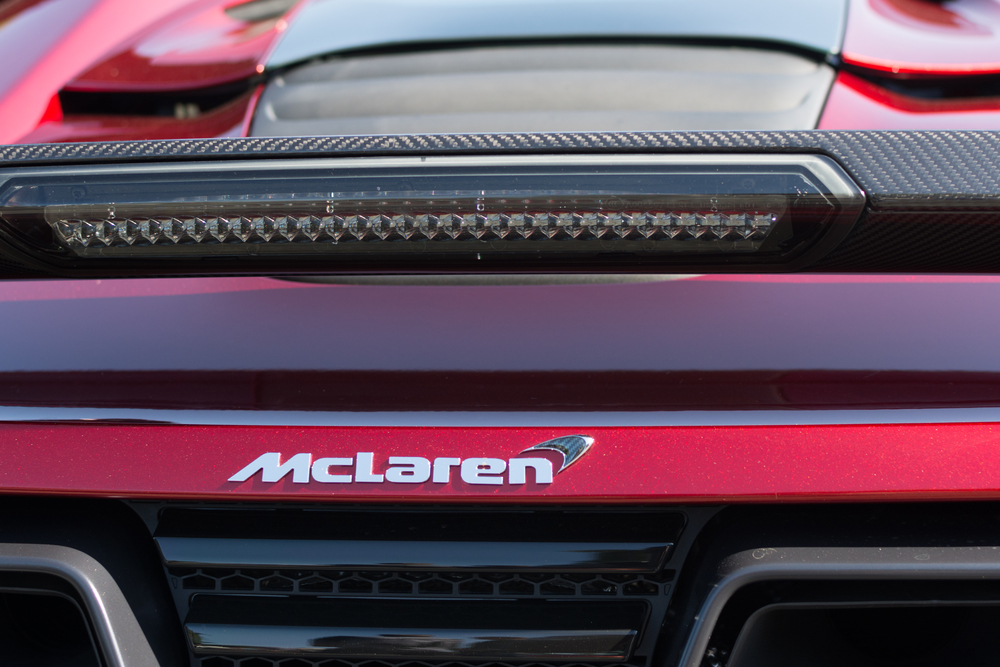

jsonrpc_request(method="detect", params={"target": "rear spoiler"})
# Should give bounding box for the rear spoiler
[0,130,994,278]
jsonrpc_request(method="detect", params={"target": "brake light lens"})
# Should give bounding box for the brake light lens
[0,155,864,273]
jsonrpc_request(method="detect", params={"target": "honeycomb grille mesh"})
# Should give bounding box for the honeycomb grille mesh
[168,567,673,597]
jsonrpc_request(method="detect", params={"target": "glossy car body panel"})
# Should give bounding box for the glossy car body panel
[819,71,1000,129]
[267,0,848,69]
[65,0,297,92]
[1,275,999,374]
[3,421,1000,502]
[0,275,996,502]
[0,0,199,144]
[842,0,1000,75]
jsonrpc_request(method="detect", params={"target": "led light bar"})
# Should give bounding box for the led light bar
[0,155,864,273]
[53,208,780,248]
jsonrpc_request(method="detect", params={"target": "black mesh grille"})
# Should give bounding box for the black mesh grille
[168,567,673,597]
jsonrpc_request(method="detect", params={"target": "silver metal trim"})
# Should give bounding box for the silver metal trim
[3,406,1000,427]
[0,543,160,667]
[282,274,694,286]
[677,545,1000,667]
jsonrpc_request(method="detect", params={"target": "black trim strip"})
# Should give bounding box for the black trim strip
[158,537,670,572]
[7,370,1000,412]
[155,508,682,572]
[186,597,647,661]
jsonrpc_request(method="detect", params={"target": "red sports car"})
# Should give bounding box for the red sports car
[0,1,999,666]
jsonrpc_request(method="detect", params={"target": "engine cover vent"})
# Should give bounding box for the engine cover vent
[251,45,835,135]
[151,507,687,667]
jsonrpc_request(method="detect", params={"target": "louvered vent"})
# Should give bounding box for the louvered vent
[152,507,685,667]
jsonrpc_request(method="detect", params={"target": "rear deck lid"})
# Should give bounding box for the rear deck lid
[266,0,848,68]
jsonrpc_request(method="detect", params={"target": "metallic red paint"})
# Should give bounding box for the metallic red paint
[690,275,1000,283]
[37,93,63,124]
[0,271,995,501]
[1,422,998,503]
[65,0,298,92]
[842,0,1000,75]
[239,83,265,136]
[819,71,1000,129]
[0,275,993,307]
[0,276,318,302]
[0,0,199,144]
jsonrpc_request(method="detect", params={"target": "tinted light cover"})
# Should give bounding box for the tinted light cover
[0,155,864,274]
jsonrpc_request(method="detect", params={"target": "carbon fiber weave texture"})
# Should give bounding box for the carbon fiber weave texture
[3,131,1000,208]
[815,210,1000,272]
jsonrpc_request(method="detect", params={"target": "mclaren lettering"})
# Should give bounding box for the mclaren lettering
[229,452,553,485]
[227,436,594,487]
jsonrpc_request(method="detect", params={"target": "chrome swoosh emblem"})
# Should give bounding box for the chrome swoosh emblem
[520,435,594,473]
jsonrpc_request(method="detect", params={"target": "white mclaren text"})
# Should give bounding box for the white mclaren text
[228,452,555,485]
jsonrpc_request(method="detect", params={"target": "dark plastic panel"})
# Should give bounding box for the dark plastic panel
[815,209,1000,272]
[7,369,1000,412]
[0,584,100,667]
[155,508,683,571]
[137,503,716,667]
[159,538,669,572]
[186,597,646,661]
[156,507,684,542]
